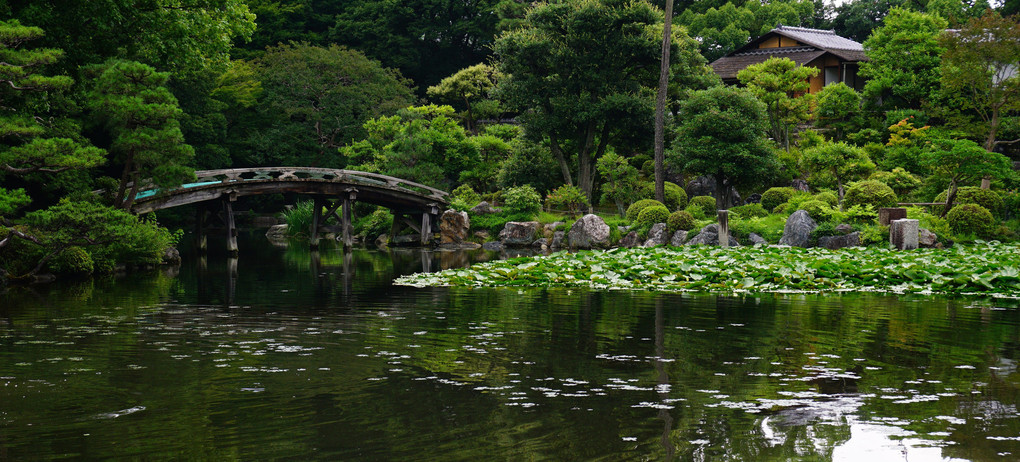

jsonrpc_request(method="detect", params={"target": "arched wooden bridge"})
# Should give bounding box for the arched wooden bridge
[131,167,449,254]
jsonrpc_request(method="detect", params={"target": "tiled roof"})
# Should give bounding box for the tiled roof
[711,49,826,80]
[772,25,865,52]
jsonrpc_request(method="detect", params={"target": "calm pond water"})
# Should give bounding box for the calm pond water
[2,234,1019,461]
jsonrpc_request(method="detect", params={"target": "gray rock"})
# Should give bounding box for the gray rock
[686,176,742,206]
[499,221,540,247]
[391,235,420,246]
[919,228,938,248]
[778,210,817,248]
[890,219,919,250]
[618,231,641,248]
[473,230,490,241]
[669,230,688,247]
[685,224,741,247]
[746,193,762,204]
[544,222,564,238]
[818,231,861,250]
[748,233,768,245]
[643,223,670,247]
[482,241,504,251]
[265,224,289,240]
[532,238,548,249]
[568,214,611,249]
[374,234,389,248]
[790,179,810,192]
[551,231,566,249]
[439,242,481,250]
[162,247,181,265]
[835,223,854,235]
[439,210,470,244]
[470,201,501,215]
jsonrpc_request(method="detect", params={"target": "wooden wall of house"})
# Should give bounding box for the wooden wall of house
[758,36,801,49]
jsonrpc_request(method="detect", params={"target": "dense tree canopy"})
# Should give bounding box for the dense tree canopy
[860,8,948,110]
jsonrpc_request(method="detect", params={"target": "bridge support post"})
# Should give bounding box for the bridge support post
[310,196,323,250]
[341,188,357,249]
[420,204,440,246]
[195,207,208,254]
[223,197,238,257]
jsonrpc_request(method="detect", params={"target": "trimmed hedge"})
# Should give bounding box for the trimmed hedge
[635,205,670,228]
[842,180,898,210]
[667,210,697,232]
[626,199,665,223]
[761,187,796,212]
[946,203,994,237]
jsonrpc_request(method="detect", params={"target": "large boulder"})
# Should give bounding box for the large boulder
[818,231,861,250]
[685,224,741,246]
[470,201,501,215]
[670,230,688,247]
[748,233,769,246]
[568,214,611,249]
[266,224,289,241]
[439,210,470,244]
[162,247,181,265]
[685,176,743,206]
[499,221,539,247]
[778,210,817,247]
[643,223,670,247]
[618,231,641,248]
[919,228,938,248]
[551,231,566,249]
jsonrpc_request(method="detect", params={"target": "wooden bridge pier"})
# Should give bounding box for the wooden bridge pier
[309,188,358,250]
[193,196,239,256]
[390,203,440,246]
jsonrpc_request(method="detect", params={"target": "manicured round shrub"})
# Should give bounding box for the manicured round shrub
[503,185,542,216]
[946,203,994,238]
[635,204,670,228]
[48,246,94,275]
[667,210,697,232]
[689,195,717,213]
[728,203,768,219]
[626,199,665,223]
[638,181,688,211]
[544,184,589,215]
[685,204,706,220]
[933,187,1003,217]
[814,191,838,207]
[842,180,898,210]
[799,200,831,220]
[761,187,796,212]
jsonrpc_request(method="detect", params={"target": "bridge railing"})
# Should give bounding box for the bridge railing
[135,167,449,202]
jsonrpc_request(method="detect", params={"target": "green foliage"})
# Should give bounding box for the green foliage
[679,0,817,61]
[728,203,769,220]
[922,138,1014,215]
[803,141,876,202]
[48,246,94,275]
[761,187,796,212]
[544,185,589,216]
[737,57,818,149]
[461,134,512,192]
[496,138,560,194]
[597,151,641,215]
[670,86,777,207]
[638,182,689,211]
[254,43,414,167]
[826,204,879,225]
[933,187,1004,217]
[799,200,833,221]
[355,208,393,239]
[0,188,31,216]
[449,185,481,212]
[635,205,670,229]
[869,168,922,199]
[427,64,501,132]
[470,211,536,235]
[667,210,697,232]
[814,83,861,140]
[502,185,541,217]
[685,204,707,220]
[398,242,1020,297]
[842,180,898,211]
[906,206,951,238]
[946,203,994,238]
[626,199,666,223]
[283,201,315,237]
[814,191,838,207]
[860,8,948,109]
[89,60,195,209]
[730,213,788,242]
[689,196,717,213]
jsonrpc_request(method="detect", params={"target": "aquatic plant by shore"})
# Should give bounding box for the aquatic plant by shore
[396,242,1020,298]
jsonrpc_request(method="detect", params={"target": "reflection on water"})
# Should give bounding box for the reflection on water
[1,234,1018,460]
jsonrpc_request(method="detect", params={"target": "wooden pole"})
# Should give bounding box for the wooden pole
[342,196,353,249]
[223,198,238,256]
[420,212,431,246]
[310,196,322,250]
[195,207,208,254]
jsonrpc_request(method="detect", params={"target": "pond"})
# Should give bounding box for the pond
[1,234,1018,460]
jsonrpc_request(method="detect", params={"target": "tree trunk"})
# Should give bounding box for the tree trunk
[549,134,573,187]
[615,199,626,217]
[122,172,142,212]
[464,95,475,134]
[577,122,598,206]
[940,180,959,218]
[654,0,674,204]
[115,155,135,209]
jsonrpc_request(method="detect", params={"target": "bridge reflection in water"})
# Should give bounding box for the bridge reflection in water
[131,167,449,255]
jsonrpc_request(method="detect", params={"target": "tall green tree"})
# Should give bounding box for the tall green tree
[494,0,664,204]
[669,86,777,209]
[813,82,862,141]
[678,0,816,61]
[921,138,1013,217]
[939,11,1020,152]
[89,61,195,210]
[249,43,414,167]
[737,57,818,151]
[860,8,948,110]
[803,141,876,203]
[427,64,502,134]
